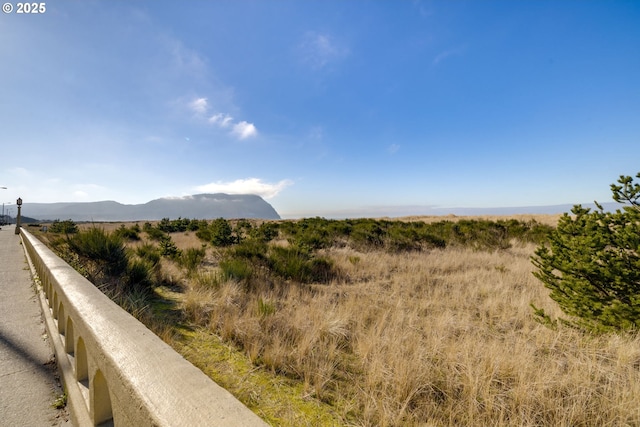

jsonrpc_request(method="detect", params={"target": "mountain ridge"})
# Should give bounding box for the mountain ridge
[22,193,281,221]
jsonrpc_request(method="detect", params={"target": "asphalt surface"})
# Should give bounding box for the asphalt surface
[0,226,71,426]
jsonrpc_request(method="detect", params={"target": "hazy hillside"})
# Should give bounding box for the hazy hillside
[22,194,280,221]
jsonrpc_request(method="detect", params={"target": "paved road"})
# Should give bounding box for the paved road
[0,226,71,426]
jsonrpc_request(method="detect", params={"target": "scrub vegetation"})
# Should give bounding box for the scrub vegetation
[36,209,640,426]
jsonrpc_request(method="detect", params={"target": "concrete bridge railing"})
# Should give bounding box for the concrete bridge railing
[20,229,268,427]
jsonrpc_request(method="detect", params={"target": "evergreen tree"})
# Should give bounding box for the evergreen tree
[210,217,235,246]
[531,173,640,332]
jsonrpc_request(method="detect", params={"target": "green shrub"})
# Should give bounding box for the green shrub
[136,243,161,266]
[159,235,181,258]
[250,222,279,243]
[220,257,253,282]
[180,247,206,271]
[267,245,335,283]
[49,219,78,234]
[232,239,268,261]
[157,217,194,233]
[68,227,127,275]
[234,219,253,243]
[349,220,385,249]
[114,224,141,241]
[144,224,167,241]
[532,173,640,332]
[210,218,235,246]
[126,259,154,290]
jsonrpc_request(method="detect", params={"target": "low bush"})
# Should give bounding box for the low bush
[180,247,206,271]
[126,259,154,290]
[220,257,254,282]
[268,245,335,283]
[136,243,161,266]
[231,239,268,261]
[159,235,181,258]
[68,227,127,276]
[250,222,280,243]
[114,224,141,241]
[143,222,168,241]
[49,219,79,234]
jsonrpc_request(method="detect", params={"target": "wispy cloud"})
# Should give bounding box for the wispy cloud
[388,143,400,154]
[195,178,293,199]
[166,38,208,79]
[433,45,467,65]
[412,0,435,18]
[299,31,349,69]
[189,97,208,115]
[208,113,234,128]
[186,97,258,140]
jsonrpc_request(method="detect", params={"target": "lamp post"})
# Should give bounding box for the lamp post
[0,187,6,226]
[15,197,22,235]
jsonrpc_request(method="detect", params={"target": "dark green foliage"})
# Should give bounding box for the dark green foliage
[188,219,205,232]
[196,218,236,246]
[231,239,268,261]
[418,219,551,251]
[234,219,253,243]
[531,173,640,332]
[49,219,79,234]
[250,222,280,243]
[143,222,168,241]
[180,247,206,271]
[114,224,141,241]
[159,235,182,258]
[126,259,154,290]
[68,227,127,276]
[281,217,340,249]
[348,220,385,249]
[209,218,235,246]
[136,243,161,266]
[274,217,548,253]
[220,257,254,282]
[157,217,198,233]
[529,303,558,330]
[267,245,335,283]
[195,228,211,242]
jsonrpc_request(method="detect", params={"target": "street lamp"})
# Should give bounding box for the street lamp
[0,187,6,226]
[1,203,8,225]
[15,197,22,234]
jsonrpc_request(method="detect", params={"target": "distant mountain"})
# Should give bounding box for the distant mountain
[22,194,281,222]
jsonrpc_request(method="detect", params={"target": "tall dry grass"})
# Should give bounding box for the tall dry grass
[55,218,640,425]
[180,240,640,426]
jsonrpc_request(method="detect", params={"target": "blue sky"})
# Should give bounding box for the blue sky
[1,1,639,218]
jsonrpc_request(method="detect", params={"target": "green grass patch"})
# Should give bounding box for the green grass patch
[176,329,347,426]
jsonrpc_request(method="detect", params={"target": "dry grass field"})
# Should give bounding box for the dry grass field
[50,216,640,426]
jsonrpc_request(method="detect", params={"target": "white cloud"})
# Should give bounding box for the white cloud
[195,178,293,199]
[299,31,349,69]
[187,95,258,140]
[208,113,234,128]
[232,121,258,139]
[189,97,208,114]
